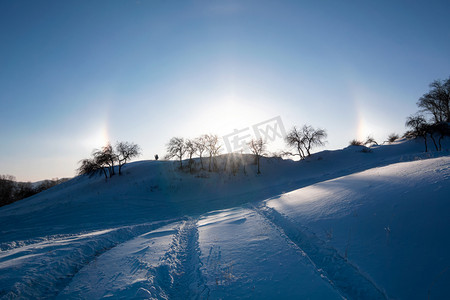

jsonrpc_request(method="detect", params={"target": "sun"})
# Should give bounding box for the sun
[199,97,263,135]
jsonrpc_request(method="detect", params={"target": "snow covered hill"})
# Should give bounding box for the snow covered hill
[0,139,449,299]
[0,138,445,243]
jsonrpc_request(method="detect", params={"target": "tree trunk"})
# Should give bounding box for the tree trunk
[257,155,261,174]
[429,133,438,151]
[423,135,428,152]
[306,139,312,156]
[118,161,123,175]
[445,100,450,122]
[297,144,305,159]
[110,160,115,176]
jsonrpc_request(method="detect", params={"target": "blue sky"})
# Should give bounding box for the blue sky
[1,0,449,181]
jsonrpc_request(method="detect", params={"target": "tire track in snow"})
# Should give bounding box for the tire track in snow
[156,219,209,299]
[252,204,388,300]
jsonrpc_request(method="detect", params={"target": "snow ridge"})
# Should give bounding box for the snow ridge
[157,219,209,300]
[253,204,388,300]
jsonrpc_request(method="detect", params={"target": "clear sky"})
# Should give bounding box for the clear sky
[1,0,449,181]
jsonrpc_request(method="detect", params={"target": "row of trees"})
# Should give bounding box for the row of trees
[77,141,141,180]
[165,135,268,174]
[405,115,450,152]
[165,133,272,174]
[0,175,68,207]
[405,77,450,152]
[164,125,327,175]
[165,134,222,172]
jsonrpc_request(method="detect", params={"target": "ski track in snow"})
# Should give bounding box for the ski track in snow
[197,207,343,299]
[159,219,209,299]
[0,209,400,299]
[53,219,208,300]
[252,204,388,300]
[0,221,176,299]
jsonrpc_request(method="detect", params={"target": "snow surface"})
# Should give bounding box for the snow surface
[0,139,449,299]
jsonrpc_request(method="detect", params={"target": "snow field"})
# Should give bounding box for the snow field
[265,157,450,299]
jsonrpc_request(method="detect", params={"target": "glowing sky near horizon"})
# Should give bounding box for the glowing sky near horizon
[1,0,449,181]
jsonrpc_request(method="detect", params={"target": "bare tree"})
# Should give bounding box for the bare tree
[165,137,186,168]
[206,134,221,171]
[115,142,141,175]
[302,125,327,156]
[92,143,117,177]
[285,125,327,159]
[387,133,399,144]
[248,138,267,174]
[349,139,364,146]
[428,122,450,151]
[405,114,429,152]
[194,135,207,170]
[185,139,197,173]
[77,158,108,179]
[364,136,378,146]
[77,141,140,180]
[285,126,306,159]
[417,77,450,123]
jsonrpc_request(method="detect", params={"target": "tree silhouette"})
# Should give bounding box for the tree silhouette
[206,134,221,171]
[285,125,327,159]
[165,137,186,168]
[77,141,141,179]
[301,125,327,156]
[115,142,141,175]
[285,126,306,159]
[417,77,450,123]
[248,138,267,174]
[364,136,378,146]
[349,139,364,146]
[194,135,207,170]
[428,122,450,151]
[185,139,197,173]
[77,157,108,179]
[387,133,399,144]
[405,114,429,152]
[93,143,117,177]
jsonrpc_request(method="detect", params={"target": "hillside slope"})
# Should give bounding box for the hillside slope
[0,139,449,299]
[0,138,447,243]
